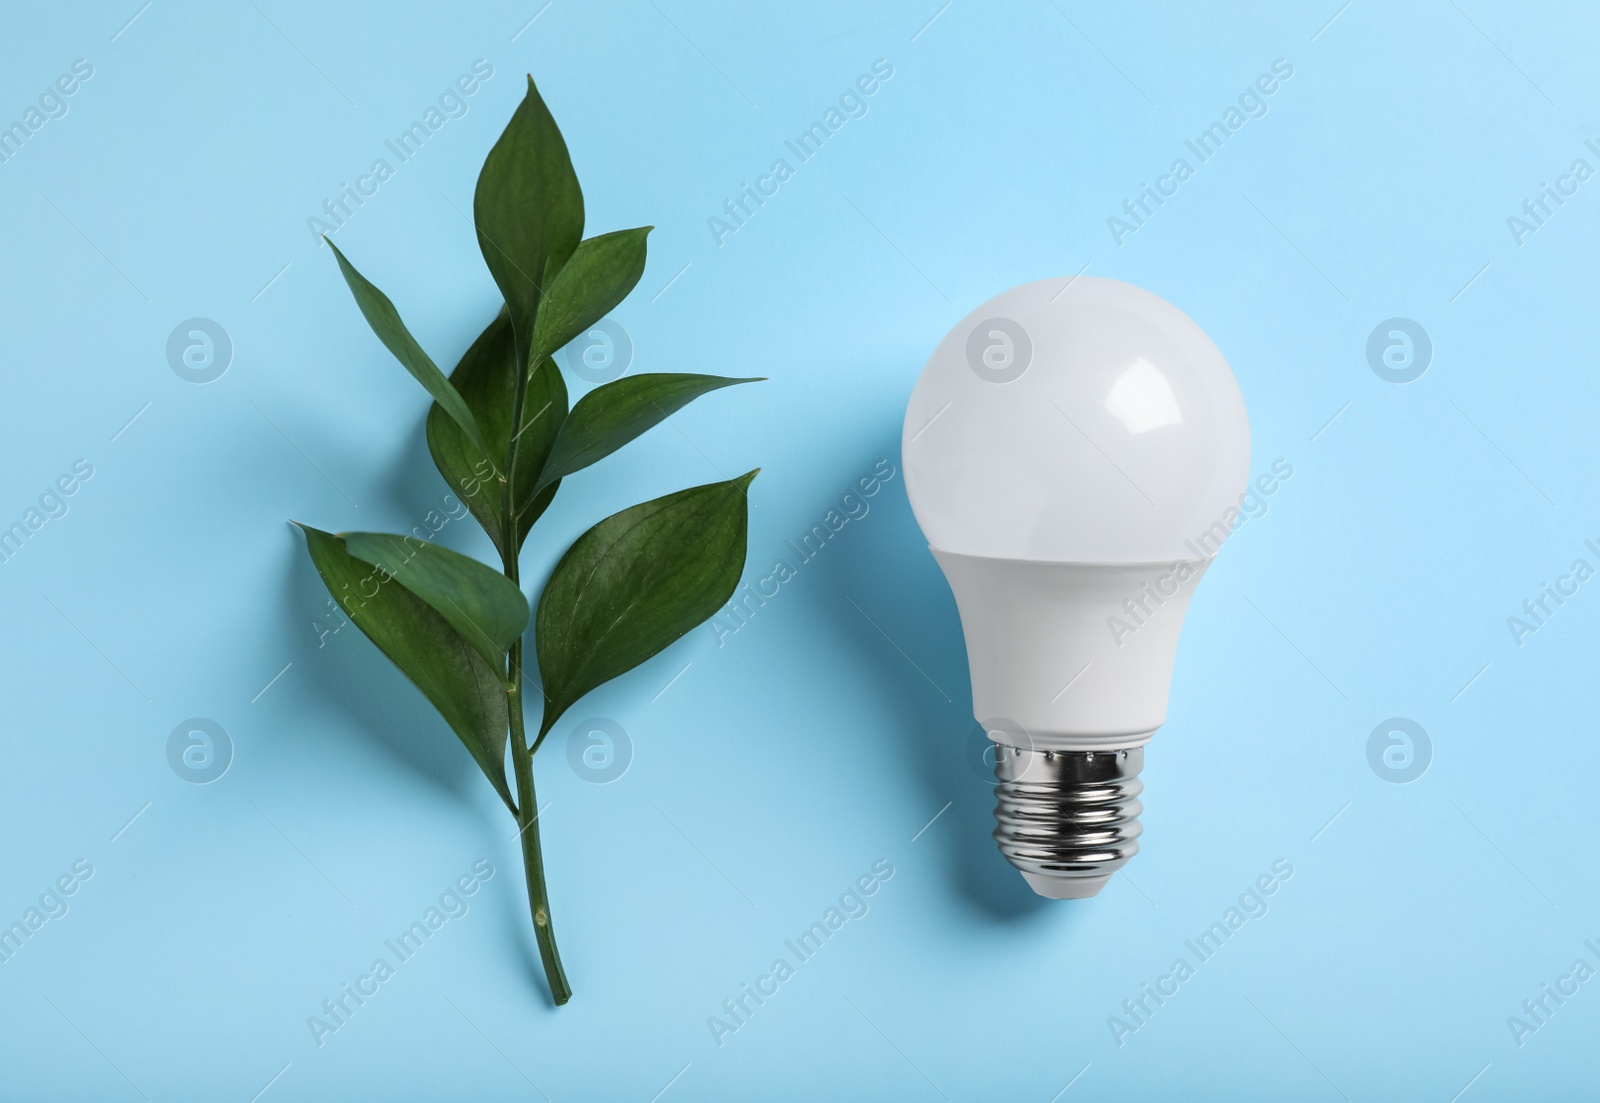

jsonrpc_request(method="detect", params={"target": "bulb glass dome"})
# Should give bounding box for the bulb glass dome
[903,277,1250,563]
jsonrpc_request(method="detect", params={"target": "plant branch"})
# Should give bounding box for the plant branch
[500,325,569,1005]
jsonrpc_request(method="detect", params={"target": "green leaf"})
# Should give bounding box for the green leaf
[533,471,757,739]
[474,75,584,366]
[530,227,651,362]
[341,532,529,671]
[295,523,515,813]
[426,309,568,558]
[325,239,490,460]
[532,374,759,497]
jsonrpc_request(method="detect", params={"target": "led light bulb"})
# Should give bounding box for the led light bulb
[903,277,1250,899]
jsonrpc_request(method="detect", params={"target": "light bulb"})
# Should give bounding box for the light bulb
[902,277,1250,899]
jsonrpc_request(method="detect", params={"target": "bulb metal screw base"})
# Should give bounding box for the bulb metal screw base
[992,744,1144,899]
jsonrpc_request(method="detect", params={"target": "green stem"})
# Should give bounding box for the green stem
[500,335,569,1005]
[508,656,571,1005]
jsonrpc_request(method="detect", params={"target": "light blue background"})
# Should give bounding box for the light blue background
[2,1,1596,1099]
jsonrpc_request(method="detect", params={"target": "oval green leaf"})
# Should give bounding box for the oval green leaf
[295,522,515,813]
[341,532,529,671]
[325,239,489,460]
[533,470,757,739]
[533,374,760,497]
[530,227,651,363]
[474,75,584,364]
[426,309,568,558]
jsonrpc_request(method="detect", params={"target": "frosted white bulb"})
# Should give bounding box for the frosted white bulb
[903,277,1250,899]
